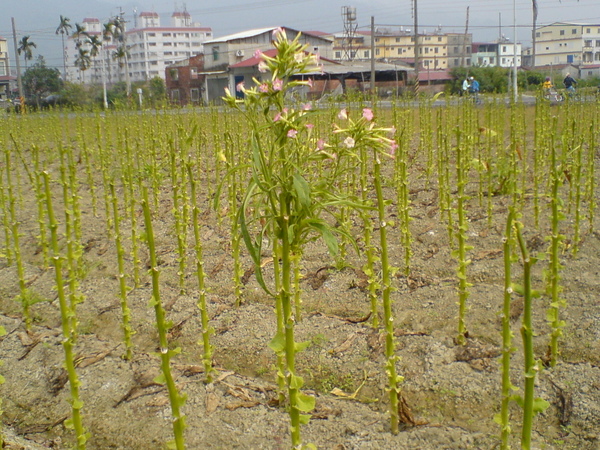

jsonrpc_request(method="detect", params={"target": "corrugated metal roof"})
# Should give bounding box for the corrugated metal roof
[204,27,278,44]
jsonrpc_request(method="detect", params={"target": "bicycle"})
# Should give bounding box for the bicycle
[543,88,564,103]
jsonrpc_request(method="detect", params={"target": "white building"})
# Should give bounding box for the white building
[65,10,212,85]
[472,40,522,68]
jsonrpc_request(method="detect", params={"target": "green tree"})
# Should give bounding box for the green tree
[22,56,63,108]
[55,15,72,80]
[17,36,37,69]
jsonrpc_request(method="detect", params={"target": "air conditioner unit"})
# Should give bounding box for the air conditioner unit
[235,50,245,57]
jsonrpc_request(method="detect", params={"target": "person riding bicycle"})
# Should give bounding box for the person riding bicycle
[468,76,480,102]
[543,77,553,93]
[563,73,577,95]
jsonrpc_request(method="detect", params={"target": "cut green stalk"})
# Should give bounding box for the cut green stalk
[141,187,187,450]
[373,150,403,435]
[545,140,566,367]
[187,164,215,383]
[109,183,134,360]
[42,171,89,449]
[453,131,473,345]
[514,220,549,450]
[498,208,516,449]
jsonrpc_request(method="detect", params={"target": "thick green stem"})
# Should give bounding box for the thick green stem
[141,187,186,450]
[187,165,215,383]
[514,223,536,450]
[109,183,134,360]
[500,209,515,449]
[42,172,88,449]
[373,152,401,435]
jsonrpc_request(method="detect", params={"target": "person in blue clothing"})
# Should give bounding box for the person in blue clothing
[469,76,480,102]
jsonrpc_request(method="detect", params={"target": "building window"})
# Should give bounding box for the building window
[171,89,180,102]
[587,28,591,33]
[395,38,400,43]
[163,33,171,37]
[434,47,439,54]
[363,50,369,58]
[335,51,341,58]
[585,40,593,47]
[191,88,200,102]
[438,37,442,42]
[190,67,198,79]
[398,48,402,55]
[536,32,540,37]
[169,69,179,80]
[572,28,577,34]
[212,46,219,61]
[560,30,565,35]
[376,48,380,56]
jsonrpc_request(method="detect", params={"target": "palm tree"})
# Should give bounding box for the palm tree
[108,15,131,96]
[55,15,72,80]
[75,47,91,82]
[17,36,37,69]
[72,23,88,49]
[86,35,103,84]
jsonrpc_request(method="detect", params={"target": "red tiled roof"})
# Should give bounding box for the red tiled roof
[417,70,451,81]
[230,49,279,68]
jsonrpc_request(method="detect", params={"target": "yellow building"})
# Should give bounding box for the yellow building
[535,22,600,66]
[331,28,472,69]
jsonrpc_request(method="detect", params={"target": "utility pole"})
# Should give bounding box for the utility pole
[371,16,376,105]
[413,0,419,96]
[513,0,518,101]
[463,7,470,69]
[11,17,24,106]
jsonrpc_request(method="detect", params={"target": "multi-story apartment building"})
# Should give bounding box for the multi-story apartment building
[328,27,472,70]
[0,36,11,98]
[65,10,212,85]
[472,39,522,67]
[535,22,600,66]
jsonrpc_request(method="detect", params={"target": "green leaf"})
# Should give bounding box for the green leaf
[493,413,503,425]
[299,414,312,425]
[268,332,285,354]
[306,220,338,256]
[533,397,550,415]
[292,173,311,209]
[289,374,305,389]
[153,373,167,385]
[72,399,84,410]
[296,392,315,412]
[295,340,311,352]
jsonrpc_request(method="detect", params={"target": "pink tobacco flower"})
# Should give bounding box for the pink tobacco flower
[272,27,285,39]
[236,81,245,92]
[273,108,288,122]
[302,103,312,111]
[317,139,326,150]
[389,140,398,158]
[272,78,284,91]
[338,109,348,120]
[253,49,263,59]
[343,136,355,148]
[305,123,314,130]
[258,61,269,73]
[307,78,314,88]
[287,129,298,138]
[362,108,374,121]
[259,83,269,93]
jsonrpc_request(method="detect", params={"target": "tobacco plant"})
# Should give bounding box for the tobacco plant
[42,171,89,449]
[141,187,187,450]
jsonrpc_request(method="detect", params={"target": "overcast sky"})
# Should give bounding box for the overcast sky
[2,0,600,70]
